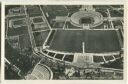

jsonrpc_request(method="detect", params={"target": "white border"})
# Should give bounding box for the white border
[1,1,5,83]
[0,0,125,5]
[1,1,127,84]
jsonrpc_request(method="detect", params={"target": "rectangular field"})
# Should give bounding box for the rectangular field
[48,30,121,53]
[49,30,83,53]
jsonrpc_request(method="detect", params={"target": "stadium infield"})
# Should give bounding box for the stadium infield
[48,30,121,53]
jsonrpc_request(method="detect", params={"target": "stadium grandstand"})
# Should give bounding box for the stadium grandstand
[25,64,53,80]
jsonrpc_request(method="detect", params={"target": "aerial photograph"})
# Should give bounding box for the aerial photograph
[5,5,124,80]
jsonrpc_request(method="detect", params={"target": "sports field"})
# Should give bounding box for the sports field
[48,30,121,53]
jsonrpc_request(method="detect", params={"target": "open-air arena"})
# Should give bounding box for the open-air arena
[5,5,124,80]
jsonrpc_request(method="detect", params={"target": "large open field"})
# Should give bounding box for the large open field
[48,30,121,53]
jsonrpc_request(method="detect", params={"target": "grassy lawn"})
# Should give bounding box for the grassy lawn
[49,30,121,53]
[84,30,121,53]
[49,30,83,53]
